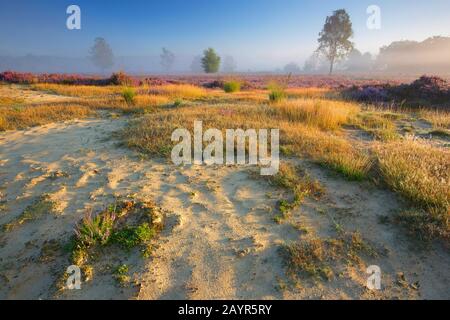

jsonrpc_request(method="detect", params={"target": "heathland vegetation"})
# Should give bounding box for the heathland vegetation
[1,72,448,244]
[0,7,449,300]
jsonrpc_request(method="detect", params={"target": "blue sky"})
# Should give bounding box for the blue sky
[0,0,449,69]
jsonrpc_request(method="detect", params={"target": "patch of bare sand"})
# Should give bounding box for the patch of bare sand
[0,117,448,299]
[0,84,77,105]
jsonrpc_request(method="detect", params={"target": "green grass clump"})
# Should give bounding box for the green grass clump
[223,81,241,93]
[111,223,156,250]
[122,87,136,106]
[268,86,286,102]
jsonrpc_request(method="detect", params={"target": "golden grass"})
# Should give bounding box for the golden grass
[207,90,269,104]
[284,232,377,280]
[350,112,400,141]
[285,87,333,99]
[148,84,207,99]
[375,139,450,211]
[272,99,359,130]
[0,104,94,131]
[418,109,450,130]
[32,83,122,97]
[134,95,170,107]
[0,96,25,106]
[123,103,372,180]
[375,139,449,241]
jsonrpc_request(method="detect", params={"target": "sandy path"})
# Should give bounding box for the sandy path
[0,84,77,105]
[0,117,448,299]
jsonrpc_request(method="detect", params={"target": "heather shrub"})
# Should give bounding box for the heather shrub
[0,71,109,85]
[110,71,134,86]
[345,86,390,102]
[344,76,450,109]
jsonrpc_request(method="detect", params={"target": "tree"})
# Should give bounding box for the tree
[316,9,354,75]
[201,48,221,73]
[160,47,175,72]
[222,55,237,73]
[89,37,114,73]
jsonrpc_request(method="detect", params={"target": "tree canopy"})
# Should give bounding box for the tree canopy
[201,48,221,73]
[316,9,354,74]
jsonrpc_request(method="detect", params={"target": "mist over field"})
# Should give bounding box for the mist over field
[1,1,450,76]
[1,36,450,75]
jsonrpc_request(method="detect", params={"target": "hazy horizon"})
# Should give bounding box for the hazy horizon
[1,0,449,72]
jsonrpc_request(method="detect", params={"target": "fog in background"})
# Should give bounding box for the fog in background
[1,0,450,76]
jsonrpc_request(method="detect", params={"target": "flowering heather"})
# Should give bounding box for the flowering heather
[344,85,390,103]
[393,76,450,104]
[0,71,133,86]
[344,76,450,109]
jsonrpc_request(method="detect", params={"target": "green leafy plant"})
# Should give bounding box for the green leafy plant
[223,81,241,93]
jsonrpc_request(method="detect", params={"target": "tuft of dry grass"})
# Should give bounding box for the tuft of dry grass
[0,104,94,131]
[134,95,170,108]
[284,232,377,281]
[418,109,450,130]
[267,162,324,223]
[375,139,449,211]
[0,96,25,106]
[272,99,359,130]
[32,83,122,97]
[285,87,333,99]
[148,84,206,99]
[375,139,449,241]
[350,112,399,141]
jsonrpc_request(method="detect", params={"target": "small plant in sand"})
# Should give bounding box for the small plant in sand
[283,231,378,281]
[66,199,164,285]
[114,264,131,286]
[268,163,324,223]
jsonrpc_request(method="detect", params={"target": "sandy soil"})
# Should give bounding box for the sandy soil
[0,117,448,300]
[0,84,77,105]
